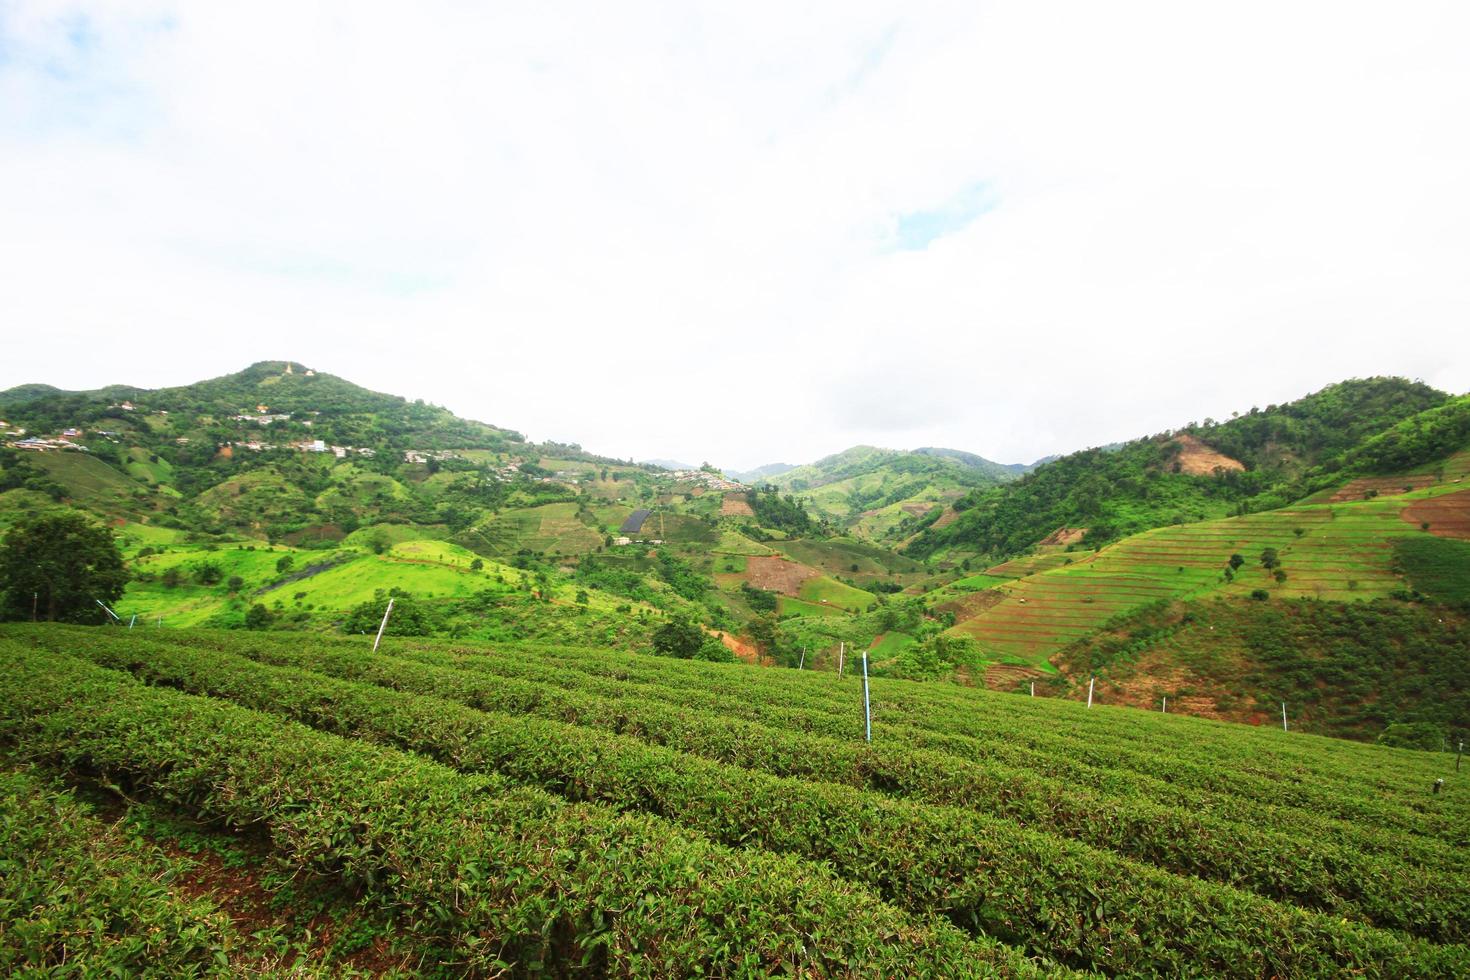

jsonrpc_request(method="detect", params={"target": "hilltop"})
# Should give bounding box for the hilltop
[754,444,1028,544]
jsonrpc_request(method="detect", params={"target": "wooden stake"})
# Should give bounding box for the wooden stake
[1029,680,1034,697]
[1162,696,1167,713]
[838,641,845,678]
[372,598,395,652]
[1087,676,1094,708]
[798,647,805,670]
[1281,702,1288,733]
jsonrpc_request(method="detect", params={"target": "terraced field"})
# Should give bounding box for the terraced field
[461,501,603,556]
[949,476,1470,667]
[3,625,1467,976]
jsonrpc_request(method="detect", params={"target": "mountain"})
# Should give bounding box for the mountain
[641,459,699,471]
[907,377,1453,561]
[4,363,1468,747]
[913,447,1034,475]
[727,462,796,483]
[755,445,1024,543]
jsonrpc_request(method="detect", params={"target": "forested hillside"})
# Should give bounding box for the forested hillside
[907,378,1449,560]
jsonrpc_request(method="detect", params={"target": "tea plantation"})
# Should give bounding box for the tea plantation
[3,624,1467,976]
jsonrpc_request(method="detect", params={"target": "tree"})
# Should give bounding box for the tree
[276,555,294,573]
[0,512,128,623]
[651,616,706,659]
[227,575,245,592]
[244,603,273,630]
[1228,553,1245,570]
[470,558,485,572]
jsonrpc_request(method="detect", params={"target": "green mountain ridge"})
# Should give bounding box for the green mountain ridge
[2,364,1468,747]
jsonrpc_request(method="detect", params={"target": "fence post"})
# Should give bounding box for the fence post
[1029,680,1034,697]
[838,641,845,678]
[372,598,395,652]
[1162,696,1167,713]
[1282,702,1288,733]
[798,647,805,670]
[1087,676,1094,708]
[862,649,871,743]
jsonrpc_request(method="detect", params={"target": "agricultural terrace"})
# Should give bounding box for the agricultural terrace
[461,502,603,556]
[3,625,1468,976]
[949,479,1470,667]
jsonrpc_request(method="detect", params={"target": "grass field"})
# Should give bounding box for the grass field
[3,624,1468,976]
[796,575,876,612]
[460,502,603,557]
[777,595,848,618]
[27,451,158,516]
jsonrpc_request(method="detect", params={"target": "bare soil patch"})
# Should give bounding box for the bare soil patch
[744,555,819,595]
[715,630,764,664]
[1402,489,1470,540]
[932,506,961,529]
[1332,474,1439,502]
[935,589,1006,621]
[1170,434,1245,476]
[721,493,755,517]
[1038,526,1087,547]
[982,662,1045,692]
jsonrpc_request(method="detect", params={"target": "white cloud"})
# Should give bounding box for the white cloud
[2,1,1467,469]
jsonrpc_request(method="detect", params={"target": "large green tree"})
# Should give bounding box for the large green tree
[0,512,128,623]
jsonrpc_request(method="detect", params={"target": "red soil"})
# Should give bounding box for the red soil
[744,555,820,595]
[1401,489,1470,540]
[1170,434,1244,476]
[720,493,755,517]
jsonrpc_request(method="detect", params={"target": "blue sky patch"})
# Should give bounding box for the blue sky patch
[891,182,996,251]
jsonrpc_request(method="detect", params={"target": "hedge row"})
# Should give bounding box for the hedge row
[0,643,1046,978]
[139,631,1470,943]
[56,632,1470,975]
[0,769,243,976]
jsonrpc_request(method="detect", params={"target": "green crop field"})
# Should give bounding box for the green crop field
[948,479,1470,667]
[777,595,848,618]
[461,502,603,557]
[797,575,876,612]
[2,625,1467,976]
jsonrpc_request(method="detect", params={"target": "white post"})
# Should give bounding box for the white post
[94,599,121,622]
[372,598,394,652]
[128,614,136,629]
[1029,680,1035,697]
[838,641,845,678]
[862,649,871,743]
[1161,696,1167,713]
[1281,702,1288,732]
[798,647,805,670]
[1087,676,1095,708]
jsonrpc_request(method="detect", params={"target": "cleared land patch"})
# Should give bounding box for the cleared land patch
[1401,488,1470,540]
[720,493,755,517]
[1171,434,1245,476]
[744,556,820,595]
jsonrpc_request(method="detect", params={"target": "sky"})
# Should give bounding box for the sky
[2,1,1468,471]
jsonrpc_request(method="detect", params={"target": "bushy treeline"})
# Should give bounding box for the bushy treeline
[1063,596,1470,744]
